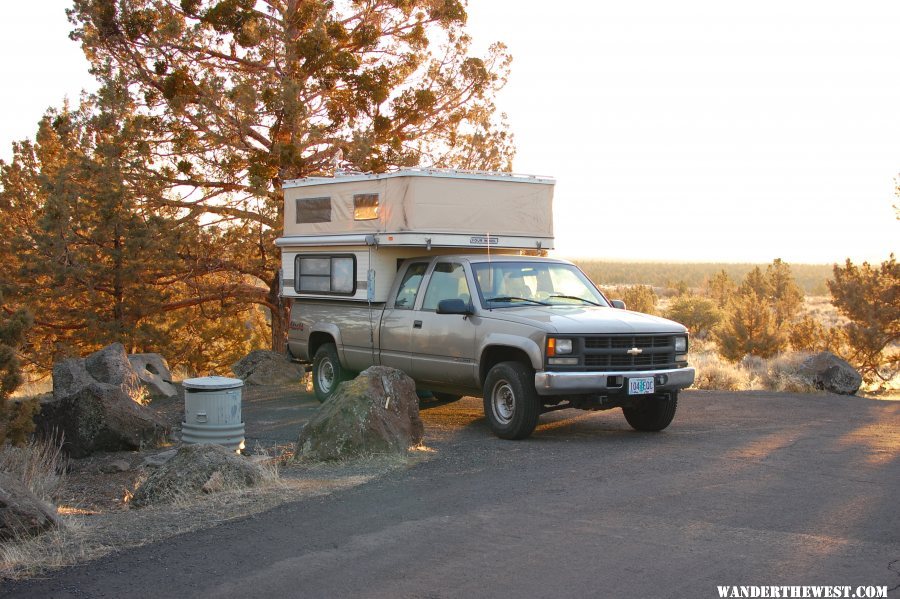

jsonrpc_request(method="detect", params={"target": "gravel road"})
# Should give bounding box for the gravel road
[3,390,899,598]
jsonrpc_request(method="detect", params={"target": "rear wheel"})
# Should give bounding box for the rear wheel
[622,392,678,431]
[483,362,541,440]
[312,343,347,403]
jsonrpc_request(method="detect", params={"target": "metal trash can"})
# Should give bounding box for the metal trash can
[181,376,245,451]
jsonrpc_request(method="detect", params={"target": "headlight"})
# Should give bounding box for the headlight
[674,336,687,353]
[547,338,573,356]
[556,338,573,355]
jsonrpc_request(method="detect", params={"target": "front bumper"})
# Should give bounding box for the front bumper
[534,367,695,396]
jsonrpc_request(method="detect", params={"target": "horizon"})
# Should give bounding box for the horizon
[0,1,897,264]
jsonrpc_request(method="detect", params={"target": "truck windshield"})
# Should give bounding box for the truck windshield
[472,262,610,308]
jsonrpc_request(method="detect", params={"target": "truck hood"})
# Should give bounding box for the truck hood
[481,305,688,335]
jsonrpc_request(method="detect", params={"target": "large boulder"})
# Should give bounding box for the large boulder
[0,472,60,541]
[36,345,169,457]
[131,444,274,507]
[231,350,304,386]
[296,366,424,461]
[128,353,178,398]
[84,342,142,395]
[797,352,863,395]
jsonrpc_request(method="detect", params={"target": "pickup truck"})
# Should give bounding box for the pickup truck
[288,254,695,439]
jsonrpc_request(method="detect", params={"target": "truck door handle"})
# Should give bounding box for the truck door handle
[413,320,423,329]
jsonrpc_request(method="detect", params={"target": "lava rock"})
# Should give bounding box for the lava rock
[84,343,142,395]
[131,444,273,507]
[128,353,178,398]
[296,366,424,461]
[36,345,169,458]
[0,472,60,541]
[798,352,863,395]
[231,350,305,386]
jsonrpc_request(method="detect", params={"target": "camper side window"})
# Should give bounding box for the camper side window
[295,255,356,295]
[296,197,331,223]
[353,194,379,220]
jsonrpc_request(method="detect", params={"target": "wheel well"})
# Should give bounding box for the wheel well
[308,332,335,360]
[479,346,533,386]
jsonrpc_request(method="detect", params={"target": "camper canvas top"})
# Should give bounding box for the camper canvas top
[276,168,555,250]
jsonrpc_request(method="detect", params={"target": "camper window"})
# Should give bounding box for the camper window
[353,194,379,220]
[295,254,356,295]
[296,197,331,223]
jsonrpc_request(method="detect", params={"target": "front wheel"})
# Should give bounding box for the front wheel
[622,392,678,431]
[483,362,541,440]
[312,343,348,403]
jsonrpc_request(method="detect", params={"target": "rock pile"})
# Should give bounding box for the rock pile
[131,444,274,507]
[36,343,169,457]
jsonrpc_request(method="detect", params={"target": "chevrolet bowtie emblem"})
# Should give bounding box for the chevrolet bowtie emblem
[626,347,643,356]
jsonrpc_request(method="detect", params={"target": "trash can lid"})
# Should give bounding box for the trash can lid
[182,376,245,390]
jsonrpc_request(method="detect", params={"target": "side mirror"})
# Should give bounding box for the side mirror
[611,299,627,310]
[437,299,473,315]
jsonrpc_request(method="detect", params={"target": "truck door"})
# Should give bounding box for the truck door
[409,261,478,387]
[378,261,429,374]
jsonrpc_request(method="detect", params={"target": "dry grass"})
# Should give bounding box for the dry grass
[689,339,745,391]
[689,340,819,394]
[0,443,422,581]
[801,295,848,328]
[8,377,52,401]
[0,520,93,579]
[0,436,68,502]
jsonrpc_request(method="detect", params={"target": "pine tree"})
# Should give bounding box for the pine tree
[716,290,785,361]
[765,259,804,327]
[68,0,515,350]
[665,295,721,339]
[705,269,736,308]
[0,291,36,446]
[828,255,899,383]
[0,83,268,372]
[713,261,802,361]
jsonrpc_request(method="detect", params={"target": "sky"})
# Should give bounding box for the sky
[1,1,898,264]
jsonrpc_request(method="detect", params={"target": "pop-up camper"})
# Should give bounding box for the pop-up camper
[276,169,555,303]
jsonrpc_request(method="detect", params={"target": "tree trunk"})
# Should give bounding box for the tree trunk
[268,273,290,354]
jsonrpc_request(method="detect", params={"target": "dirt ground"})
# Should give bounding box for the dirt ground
[0,382,425,580]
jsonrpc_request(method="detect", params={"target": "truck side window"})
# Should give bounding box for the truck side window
[394,263,428,309]
[422,263,470,311]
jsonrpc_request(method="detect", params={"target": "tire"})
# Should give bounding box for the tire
[431,392,463,403]
[483,361,541,440]
[622,392,678,432]
[312,343,347,403]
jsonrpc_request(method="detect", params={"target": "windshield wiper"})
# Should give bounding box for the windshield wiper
[547,294,602,306]
[485,296,549,306]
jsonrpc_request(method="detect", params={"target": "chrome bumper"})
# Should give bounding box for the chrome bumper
[534,367,695,396]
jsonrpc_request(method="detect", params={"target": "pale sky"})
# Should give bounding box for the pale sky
[1,1,898,264]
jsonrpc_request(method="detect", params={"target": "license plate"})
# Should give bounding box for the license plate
[628,377,655,395]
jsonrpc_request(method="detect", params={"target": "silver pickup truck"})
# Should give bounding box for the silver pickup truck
[288,254,695,439]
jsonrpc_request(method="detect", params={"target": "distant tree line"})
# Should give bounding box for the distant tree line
[578,261,833,295]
